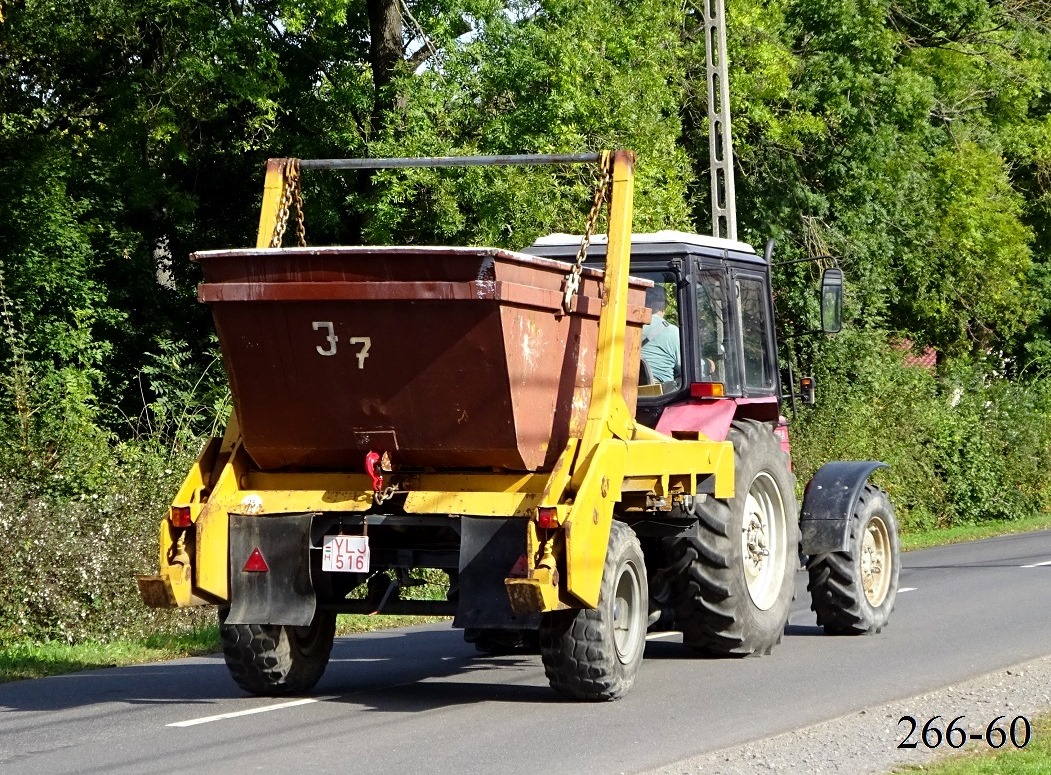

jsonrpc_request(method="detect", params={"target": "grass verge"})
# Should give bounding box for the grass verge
[901,513,1051,551]
[0,614,448,683]
[894,714,1051,774]
[0,627,222,683]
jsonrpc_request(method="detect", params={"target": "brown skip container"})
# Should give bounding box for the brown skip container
[195,246,651,472]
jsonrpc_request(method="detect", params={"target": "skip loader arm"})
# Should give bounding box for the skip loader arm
[506,150,735,613]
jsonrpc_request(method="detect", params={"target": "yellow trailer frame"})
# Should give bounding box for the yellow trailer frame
[137,150,734,616]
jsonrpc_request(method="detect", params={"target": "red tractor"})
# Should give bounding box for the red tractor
[525,229,900,654]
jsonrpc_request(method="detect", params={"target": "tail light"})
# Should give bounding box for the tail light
[170,506,192,528]
[537,507,560,529]
[690,382,726,398]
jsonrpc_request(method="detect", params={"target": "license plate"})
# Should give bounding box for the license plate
[321,534,370,573]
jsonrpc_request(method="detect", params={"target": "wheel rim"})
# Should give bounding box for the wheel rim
[861,516,892,606]
[611,557,645,664]
[740,472,788,611]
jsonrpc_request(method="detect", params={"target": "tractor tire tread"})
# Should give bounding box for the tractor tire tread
[667,419,798,657]
[807,485,899,635]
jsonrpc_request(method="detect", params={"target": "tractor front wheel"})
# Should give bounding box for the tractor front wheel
[807,485,900,634]
[539,521,647,701]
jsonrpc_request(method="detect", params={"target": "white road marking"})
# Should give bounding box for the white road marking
[1021,560,1051,568]
[168,698,319,728]
[899,587,917,593]
[646,632,679,641]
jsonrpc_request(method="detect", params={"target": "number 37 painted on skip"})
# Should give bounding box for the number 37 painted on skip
[312,321,371,368]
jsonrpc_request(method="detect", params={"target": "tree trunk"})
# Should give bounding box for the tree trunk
[367,0,403,130]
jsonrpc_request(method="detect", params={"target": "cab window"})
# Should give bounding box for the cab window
[695,270,739,394]
[736,275,775,393]
[636,270,683,395]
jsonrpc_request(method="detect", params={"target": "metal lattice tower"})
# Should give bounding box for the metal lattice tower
[704,0,737,241]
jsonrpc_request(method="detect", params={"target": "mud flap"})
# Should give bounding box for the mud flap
[454,517,541,631]
[226,513,316,626]
[800,461,887,554]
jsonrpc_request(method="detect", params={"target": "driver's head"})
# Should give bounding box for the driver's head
[645,285,667,315]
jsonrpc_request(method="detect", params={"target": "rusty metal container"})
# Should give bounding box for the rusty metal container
[195,246,650,472]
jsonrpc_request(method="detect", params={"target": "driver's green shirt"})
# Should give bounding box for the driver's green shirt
[641,317,681,382]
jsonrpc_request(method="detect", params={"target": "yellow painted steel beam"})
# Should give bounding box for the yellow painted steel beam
[255,158,287,248]
[629,422,678,443]
[564,439,628,607]
[623,439,736,499]
[237,470,550,516]
[242,470,547,495]
[142,415,246,609]
[405,491,540,517]
[537,440,579,508]
[577,150,636,459]
[193,440,254,602]
[169,437,220,524]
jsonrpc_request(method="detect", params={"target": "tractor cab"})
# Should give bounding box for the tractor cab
[526,230,782,442]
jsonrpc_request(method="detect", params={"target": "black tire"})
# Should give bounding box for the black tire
[539,521,647,701]
[667,419,799,656]
[646,570,677,633]
[219,609,336,695]
[464,628,540,655]
[807,484,900,635]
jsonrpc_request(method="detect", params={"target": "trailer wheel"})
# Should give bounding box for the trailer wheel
[539,521,647,701]
[668,419,798,656]
[219,609,336,695]
[807,485,899,634]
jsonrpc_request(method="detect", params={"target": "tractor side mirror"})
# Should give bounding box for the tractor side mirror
[820,268,844,334]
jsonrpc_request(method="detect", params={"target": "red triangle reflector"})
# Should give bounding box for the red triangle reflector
[243,548,269,573]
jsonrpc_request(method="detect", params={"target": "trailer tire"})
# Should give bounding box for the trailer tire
[219,609,336,695]
[807,485,899,634]
[539,521,647,701]
[668,419,798,656]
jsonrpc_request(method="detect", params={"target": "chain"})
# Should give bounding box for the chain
[562,156,613,314]
[291,161,307,247]
[270,158,307,248]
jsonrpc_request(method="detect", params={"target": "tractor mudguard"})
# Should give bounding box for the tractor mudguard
[226,513,316,626]
[799,461,888,554]
[455,517,541,631]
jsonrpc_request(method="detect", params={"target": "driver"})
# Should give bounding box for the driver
[641,285,681,383]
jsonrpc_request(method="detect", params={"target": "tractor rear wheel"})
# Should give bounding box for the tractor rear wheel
[807,485,900,634]
[668,419,798,656]
[219,609,336,695]
[539,521,647,701]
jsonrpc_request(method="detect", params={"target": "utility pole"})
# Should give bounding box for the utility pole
[704,0,737,241]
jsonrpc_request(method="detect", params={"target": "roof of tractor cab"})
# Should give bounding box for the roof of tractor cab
[525,230,765,266]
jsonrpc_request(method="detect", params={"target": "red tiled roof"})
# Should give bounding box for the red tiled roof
[893,339,937,370]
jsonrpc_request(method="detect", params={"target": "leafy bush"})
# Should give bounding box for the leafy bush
[0,269,116,497]
[132,337,231,455]
[0,316,225,644]
[791,332,1051,531]
[0,443,212,644]
[790,330,945,531]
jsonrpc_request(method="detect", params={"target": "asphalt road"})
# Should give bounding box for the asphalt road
[3,530,1051,774]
